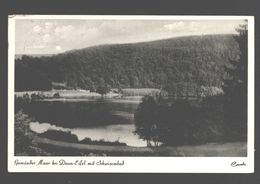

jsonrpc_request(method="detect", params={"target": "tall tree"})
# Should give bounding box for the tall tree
[134,95,162,146]
[222,22,248,141]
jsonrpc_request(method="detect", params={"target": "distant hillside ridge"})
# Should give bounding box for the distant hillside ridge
[15,34,239,93]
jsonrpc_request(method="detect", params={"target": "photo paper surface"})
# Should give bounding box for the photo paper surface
[8,15,254,173]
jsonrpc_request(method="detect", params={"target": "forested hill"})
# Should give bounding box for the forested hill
[15,34,239,93]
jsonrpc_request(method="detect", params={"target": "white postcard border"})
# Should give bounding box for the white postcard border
[8,15,255,173]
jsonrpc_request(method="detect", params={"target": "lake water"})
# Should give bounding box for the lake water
[23,96,148,147]
[30,122,147,147]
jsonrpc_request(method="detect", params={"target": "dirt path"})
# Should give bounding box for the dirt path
[34,137,247,156]
[154,142,247,156]
[34,137,153,155]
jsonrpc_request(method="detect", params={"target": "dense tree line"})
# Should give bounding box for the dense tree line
[222,23,248,141]
[134,24,248,146]
[15,34,239,95]
[134,95,226,146]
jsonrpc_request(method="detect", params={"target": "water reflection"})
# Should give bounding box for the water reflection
[26,97,147,147]
[30,122,147,147]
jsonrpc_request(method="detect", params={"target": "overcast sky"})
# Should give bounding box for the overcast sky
[15,19,244,55]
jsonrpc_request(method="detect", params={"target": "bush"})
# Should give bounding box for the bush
[39,129,78,143]
[79,137,127,146]
[53,92,60,98]
[134,94,239,146]
[199,86,224,97]
[14,110,51,156]
[15,110,35,154]
[96,85,111,96]
[15,94,30,112]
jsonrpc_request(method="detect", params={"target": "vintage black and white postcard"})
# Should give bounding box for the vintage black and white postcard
[8,15,254,173]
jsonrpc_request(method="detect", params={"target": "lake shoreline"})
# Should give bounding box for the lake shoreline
[30,122,147,147]
[33,136,247,157]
